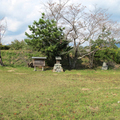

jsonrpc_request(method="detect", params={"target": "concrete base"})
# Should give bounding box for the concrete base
[102,62,108,70]
[53,63,63,72]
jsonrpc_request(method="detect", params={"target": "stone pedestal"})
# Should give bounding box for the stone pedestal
[53,56,63,72]
[53,63,63,72]
[102,62,108,70]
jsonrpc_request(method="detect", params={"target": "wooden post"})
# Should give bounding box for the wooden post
[42,67,44,71]
[34,66,37,71]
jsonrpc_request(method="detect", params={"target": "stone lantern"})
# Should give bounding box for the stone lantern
[53,56,63,72]
[102,62,108,70]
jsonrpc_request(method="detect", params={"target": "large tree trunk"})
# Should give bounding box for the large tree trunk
[71,57,78,69]
[89,56,93,68]
[89,52,95,69]
[68,56,78,69]
[70,49,78,69]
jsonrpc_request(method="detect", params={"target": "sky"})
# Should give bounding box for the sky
[0,0,120,45]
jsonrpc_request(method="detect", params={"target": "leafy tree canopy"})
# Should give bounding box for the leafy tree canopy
[90,27,120,66]
[94,48,120,65]
[91,27,118,50]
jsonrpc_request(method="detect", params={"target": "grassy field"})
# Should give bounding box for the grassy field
[0,66,120,120]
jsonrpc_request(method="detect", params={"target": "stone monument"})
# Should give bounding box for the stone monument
[53,56,63,72]
[102,62,108,70]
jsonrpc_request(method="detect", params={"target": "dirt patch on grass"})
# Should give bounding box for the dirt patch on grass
[89,106,99,112]
[53,74,58,76]
[77,73,81,76]
[6,67,12,69]
[112,103,118,107]
[14,73,27,75]
[81,88,90,91]
[8,70,15,72]
[104,87,120,90]
[15,73,27,75]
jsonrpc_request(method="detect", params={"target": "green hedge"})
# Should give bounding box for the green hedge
[1,45,10,50]
[1,50,45,67]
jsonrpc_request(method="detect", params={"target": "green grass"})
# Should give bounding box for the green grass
[0,66,120,119]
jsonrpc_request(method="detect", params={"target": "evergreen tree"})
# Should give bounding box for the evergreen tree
[25,14,71,66]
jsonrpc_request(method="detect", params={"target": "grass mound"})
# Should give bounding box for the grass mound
[1,50,44,67]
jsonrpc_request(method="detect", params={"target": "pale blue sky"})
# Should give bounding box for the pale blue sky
[0,0,120,45]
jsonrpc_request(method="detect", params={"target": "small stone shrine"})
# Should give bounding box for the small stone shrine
[53,56,63,72]
[32,57,46,71]
[102,62,108,70]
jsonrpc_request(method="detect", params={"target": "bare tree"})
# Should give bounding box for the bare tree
[0,17,7,66]
[42,0,120,68]
[80,7,120,68]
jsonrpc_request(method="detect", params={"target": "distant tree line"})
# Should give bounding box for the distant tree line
[0,44,10,50]
[4,38,120,68]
